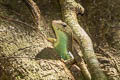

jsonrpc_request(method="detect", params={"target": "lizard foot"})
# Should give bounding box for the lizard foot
[61,59,76,69]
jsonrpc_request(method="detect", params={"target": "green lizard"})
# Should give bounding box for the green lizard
[48,20,74,60]
[48,20,91,80]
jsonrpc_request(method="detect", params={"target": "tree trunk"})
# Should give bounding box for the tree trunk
[0,0,74,80]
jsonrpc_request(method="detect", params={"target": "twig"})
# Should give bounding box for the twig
[0,15,35,30]
[24,0,47,40]
[25,0,42,29]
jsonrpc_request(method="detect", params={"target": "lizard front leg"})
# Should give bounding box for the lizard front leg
[47,38,56,44]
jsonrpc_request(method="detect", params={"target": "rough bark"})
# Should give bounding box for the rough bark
[0,0,74,80]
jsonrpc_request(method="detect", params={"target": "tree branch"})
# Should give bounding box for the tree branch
[59,0,107,80]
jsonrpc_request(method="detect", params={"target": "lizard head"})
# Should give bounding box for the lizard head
[52,20,67,31]
[52,20,72,34]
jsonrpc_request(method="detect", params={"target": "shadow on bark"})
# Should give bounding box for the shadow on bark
[35,47,60,60]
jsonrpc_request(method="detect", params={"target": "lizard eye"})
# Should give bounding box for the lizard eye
[62,23,67,27]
